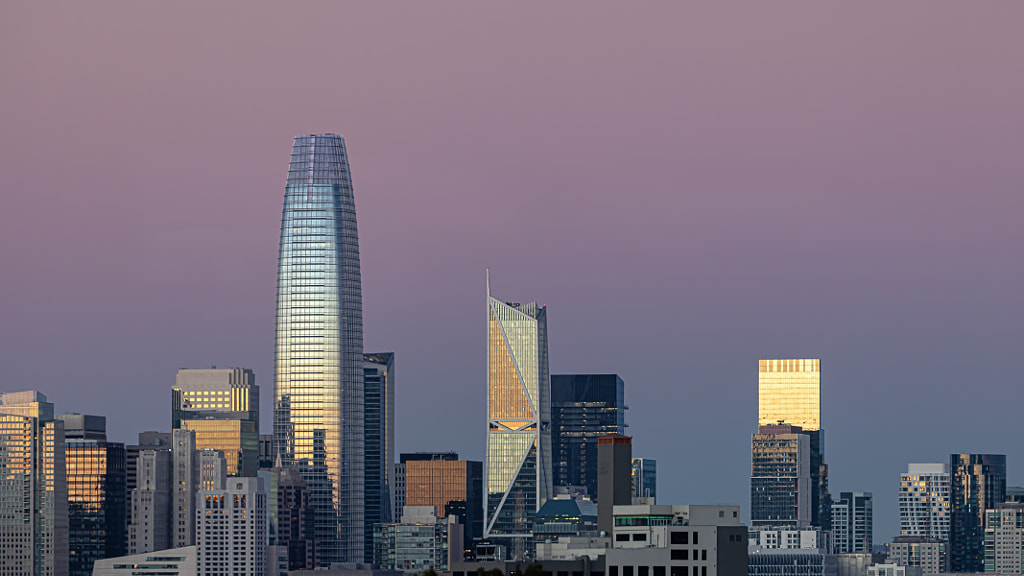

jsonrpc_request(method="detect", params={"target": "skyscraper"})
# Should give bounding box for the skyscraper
[363,352,395,564]
[758,359,831,529]
[751,423,812,528]
[173,368,259,477]
[274,133,364,564]
[484,271,552,554]
[0,391,68,576]
[402,454,483,558]
[899,463,951,541]
[950,454,1006,572]
[832,491,873,553]
[550,374,626,498]
[596,434,632,535]
[631,458,657,501]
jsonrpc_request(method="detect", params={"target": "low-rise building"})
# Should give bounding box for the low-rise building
[886,536,946,575]
[92,546,196,576]
[374,506,462,573]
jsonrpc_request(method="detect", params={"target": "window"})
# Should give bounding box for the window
[624,567,634,576]
[671,550,688,560]
[654,567,666,576]
[671,532,689,545]
[610,567,619,576]
[702,550,707,561]
[617,534,630,542]
[671,568,687,576]
[633,534,647,541]
[693,532,699,545]
[639,568,649,576]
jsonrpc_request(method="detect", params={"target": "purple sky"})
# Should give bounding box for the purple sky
[3,2,1024,539]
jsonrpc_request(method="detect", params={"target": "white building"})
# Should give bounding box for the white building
[748,527,832,552]
[899,464,950,541]
[196,477,268,576]
[984,503,1024,574]
[866,563,921,576]
[832,492,872,554]
[92,547,196,576]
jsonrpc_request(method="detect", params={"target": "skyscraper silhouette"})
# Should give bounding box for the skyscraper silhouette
[274,134,364,564]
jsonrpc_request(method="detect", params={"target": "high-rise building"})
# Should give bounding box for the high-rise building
[57,414,127,576]
[258,434,274,469]
[899,463,950,541]
[263,466,317,569]
[196,477,268,575]
[597,434,633,535]
[950,454,1006,572]
[128,449,172,554]
[751,423,812,527]
[394,462,407,519]
[832,491,873,553]
[758,359,830,529]
[984,503,1024,574]
[403,455,483,557]
[171,429,199,549]
[173,368,259,477]
[125,432,172,536]
[0,391,68,576]
[631,458,656,502]
[364,352,396,564]
[550,374,626,497]
[274,133,365,564]
[484,272,552,553]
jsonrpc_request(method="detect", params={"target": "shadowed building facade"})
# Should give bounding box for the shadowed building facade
[274,134,365,564]
[950,453,1006,572]
[758,359,831,530]
[363,352,395,564]
[550,374,626,498]
[485,272,552,557]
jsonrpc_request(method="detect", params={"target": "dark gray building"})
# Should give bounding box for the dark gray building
[751,424,811,527]
[950,453,1006,572]
[597,434,633,535]
[364,352,395,565]
[551,374,626,499]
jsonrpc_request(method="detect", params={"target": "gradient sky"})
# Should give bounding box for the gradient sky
[3,2,1024,540]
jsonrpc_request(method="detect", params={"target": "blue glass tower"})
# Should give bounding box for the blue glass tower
[274,134,364,564]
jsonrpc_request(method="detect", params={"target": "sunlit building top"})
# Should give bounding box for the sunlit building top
[758,359,820,430]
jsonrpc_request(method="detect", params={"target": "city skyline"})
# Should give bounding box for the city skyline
[4,2,1024,543]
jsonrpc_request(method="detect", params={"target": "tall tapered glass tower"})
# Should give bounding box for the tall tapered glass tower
[275,134,364,564]
[485,271,552,555]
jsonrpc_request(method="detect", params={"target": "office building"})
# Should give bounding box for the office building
[899,464,950,541]
[394,463,407,519]
[373,506,462,574]
[632,458,657,501]
[751,424,811,528]
[532,495,598,541]
[950,454,1006,572]
[92,547,197,576]
[484,271,552,554]
[597,434,634,535]
[364,352,396,564]
[886,536,946,575]
[832,492,873,554]
[403,455,483,557]
[172,429,199,548]
[758,359,830,529]
[983,503,1024,573]
[196,477,268,575]
[129,448,173,553]
[262,466,317,569]
[60,413,127,576]
[0,391,68,576]
[550,374,626,497]
[836,553,879,576]
[126,432,172,524]
[274,133,365,564]
[173,368,259,477]
[199,449,227,490]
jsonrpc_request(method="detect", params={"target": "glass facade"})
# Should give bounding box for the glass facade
[550,374,626,498]
[180,419,257,477]
[632,458,657,501]
[66,439,127,576]
[373,522,451,574]
[363,352,395,564]
[950,454,1006,572]
[751,425,811,527]
[274,134,364,564]
[758,359,830,530]
[485,272,552,544]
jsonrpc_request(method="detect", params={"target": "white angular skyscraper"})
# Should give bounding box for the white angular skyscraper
[274,134,364,564]
[900,463,950,541]
[484,271,552,555]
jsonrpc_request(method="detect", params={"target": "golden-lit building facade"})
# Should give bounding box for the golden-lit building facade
[66,439,127,576]
[0,390,68,576]
[758,359,820,430]
[180,419,257,477]
[485,272,552,541]
[404,458,483,551]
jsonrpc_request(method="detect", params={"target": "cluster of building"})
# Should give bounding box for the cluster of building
[3,134,1022,576]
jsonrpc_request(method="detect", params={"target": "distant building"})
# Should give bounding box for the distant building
[173,368,259,477]
[59,413,127,576]
[632,458,657,501]
[837,553,881,576]
[374,506,462,573]
[950,454,1006,572]
[597,435,633,536]
[364,352,396,565]
[258,434,274,469]
[749,527,831,552]
[886,536,947,575]
[0,391,68,576]
[867,564,921,576]
[532,495,598,541]
[983,503,1024,573]
[550,374,626,498]
[900,464,950,541]
[196,477,268,575]
[264,466,317,569]
[751,424,811,528]
[393,463,407,519]
[92,547,197,576]
[749,549,838,576]
[126,432,172,523]
[833,492,873,554]
[402,454,482,557]
[129,448,172,553]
